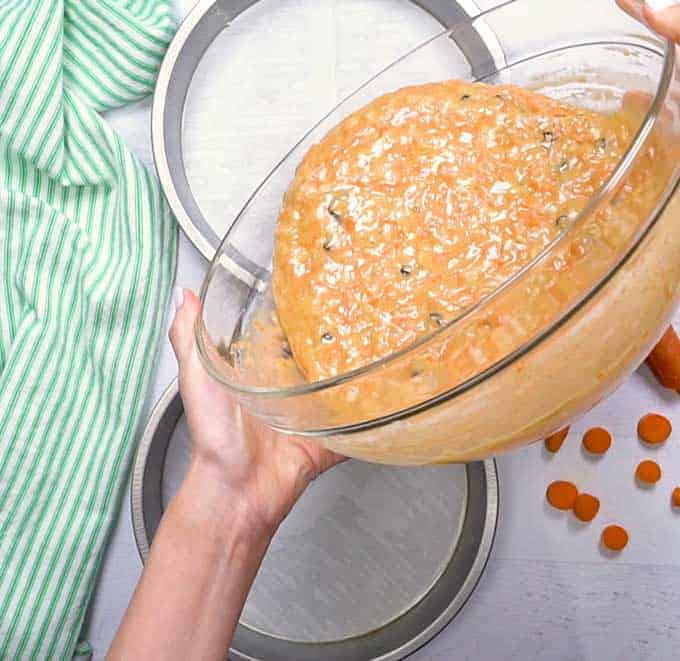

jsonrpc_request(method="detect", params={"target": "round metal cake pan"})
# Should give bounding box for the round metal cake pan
[151,0,506,264]
[131,380,499,661]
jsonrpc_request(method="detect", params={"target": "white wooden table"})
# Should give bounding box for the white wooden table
[82,1,680,657]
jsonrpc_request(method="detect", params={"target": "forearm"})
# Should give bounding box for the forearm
[108,459,275,660]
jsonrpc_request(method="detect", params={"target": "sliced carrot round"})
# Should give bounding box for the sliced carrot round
[546,480,578,510]
[582,427,611,454]
[572,493,600,522]
[545,427,569,453]
[602,525,628,552]
[636,459,661,485]
[672,487,680,508]
[637,413,672,444]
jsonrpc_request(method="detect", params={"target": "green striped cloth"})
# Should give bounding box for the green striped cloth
[0,1,176,657]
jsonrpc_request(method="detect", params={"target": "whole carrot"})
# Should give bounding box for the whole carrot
[545,427,569,453]
[646,326,680,392]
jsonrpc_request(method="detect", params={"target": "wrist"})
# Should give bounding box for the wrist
[187,444,316,534]
[180,456,279,545]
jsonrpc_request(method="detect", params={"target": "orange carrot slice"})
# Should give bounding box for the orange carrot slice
[582,427,612,455]
[602,525,628,551]
[637,413,672,444]
[636,459,661,485]
[546,481,578,510]
[573,493,600,522]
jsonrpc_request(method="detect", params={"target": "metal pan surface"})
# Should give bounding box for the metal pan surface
[131,380,498,661]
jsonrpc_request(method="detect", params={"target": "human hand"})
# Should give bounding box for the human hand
[616,1,680,155]
[110,289,343,659]
[617,0,680,41]
[169,288,345,534]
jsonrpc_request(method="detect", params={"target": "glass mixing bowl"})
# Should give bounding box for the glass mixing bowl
[197,0,680,465]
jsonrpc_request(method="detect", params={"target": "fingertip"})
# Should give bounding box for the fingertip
[169,287,201,363]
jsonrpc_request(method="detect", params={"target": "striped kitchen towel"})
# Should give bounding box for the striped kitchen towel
[0,1,176,657]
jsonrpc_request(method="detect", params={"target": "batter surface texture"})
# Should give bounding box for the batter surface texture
[273,80,638,382]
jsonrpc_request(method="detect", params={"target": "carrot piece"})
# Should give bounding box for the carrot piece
[646,326,680,391]
[672,487,680,508]
[546,480,578,510]
[582,427,612,455]
[602,525,628,551]
[636,459,661,485]
[572,493,600,522]
[545,427,569,453]
[637,413,672,444]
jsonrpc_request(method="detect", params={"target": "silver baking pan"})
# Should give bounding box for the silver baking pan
[151,0,506,263]
[131,379,498,660]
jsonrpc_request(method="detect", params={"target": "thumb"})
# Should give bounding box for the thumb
[169,287,202,366]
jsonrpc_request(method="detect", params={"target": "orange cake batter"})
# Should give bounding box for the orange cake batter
[272,80,650,383]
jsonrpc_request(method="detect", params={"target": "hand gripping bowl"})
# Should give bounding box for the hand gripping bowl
[180,0,680,465]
